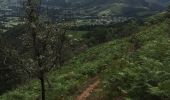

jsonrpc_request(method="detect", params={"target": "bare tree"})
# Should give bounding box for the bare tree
[22,0,68,100]
[21,0,75,99]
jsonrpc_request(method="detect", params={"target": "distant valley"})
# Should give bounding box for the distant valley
[1,0,170,17]
[0,0,170,31]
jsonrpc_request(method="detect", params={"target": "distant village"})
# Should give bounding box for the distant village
[0,2,22,32]
[0,4,132,32]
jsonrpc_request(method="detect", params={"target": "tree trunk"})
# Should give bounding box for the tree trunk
[40,76,45,100]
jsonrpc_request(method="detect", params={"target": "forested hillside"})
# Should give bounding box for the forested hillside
[41,0,170,17]
[1,0,170,17]
[1,0,170,100]
[1,5,170,100]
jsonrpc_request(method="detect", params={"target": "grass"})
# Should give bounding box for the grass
[0,37,131,100]
[88,21,170,99]
[1,14,170,100]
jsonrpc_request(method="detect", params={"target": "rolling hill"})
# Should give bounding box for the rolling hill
[43,0,170,17]
[1,0,170,17]
[0,13,170,100]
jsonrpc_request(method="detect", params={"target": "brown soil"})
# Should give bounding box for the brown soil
[76,76,100,100]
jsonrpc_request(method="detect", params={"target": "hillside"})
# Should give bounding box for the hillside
[1,14,170,100]
[1,0,170,17]
[43,0,170,17]
[0,37,130,100]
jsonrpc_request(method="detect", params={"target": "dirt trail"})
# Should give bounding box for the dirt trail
[76,76,100,100]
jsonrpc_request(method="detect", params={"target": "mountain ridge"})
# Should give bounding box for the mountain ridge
[38,0,170,17]
[1,0,170,17]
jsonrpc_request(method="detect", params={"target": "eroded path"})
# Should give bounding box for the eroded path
[76,76,100,100]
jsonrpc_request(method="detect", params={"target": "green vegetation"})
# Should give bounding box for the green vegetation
[101,21,170,100]
[0,38,130,100]
[42,0,170,17]
[88,16,170,99]
[1,0,170,99]
[0,37,25,95]
[82,19,141,46]
[1,12,170,100]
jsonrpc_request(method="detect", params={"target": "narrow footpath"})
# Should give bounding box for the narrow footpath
[76,76,100,100]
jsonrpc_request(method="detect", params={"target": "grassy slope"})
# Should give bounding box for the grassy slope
[89,20,170,99]
[1,17,170,100]
[0,37,131,100]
